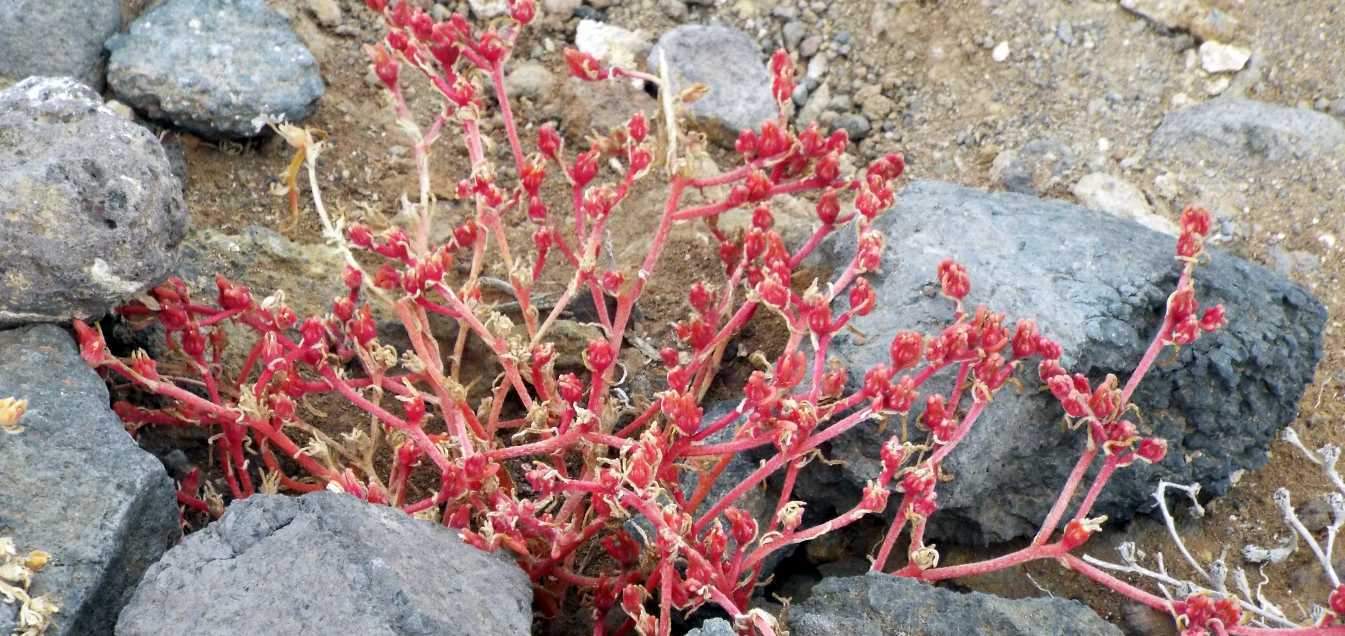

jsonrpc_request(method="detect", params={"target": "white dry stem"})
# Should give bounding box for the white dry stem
[1086,428,1345,629]
[1283,429,1345,497]
[1084,551,1300,629]
[1274,488,1341,587]
[1153,481,1210,583]
[274,123,392,308]
[657,48,679,177]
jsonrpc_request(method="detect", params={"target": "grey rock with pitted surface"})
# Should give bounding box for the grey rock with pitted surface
[106,0,325,137]
[0,77,188,326]
[115,492,533,635]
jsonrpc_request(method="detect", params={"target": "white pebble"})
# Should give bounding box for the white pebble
[991,41,1010,62]
[1200,41,1251,74]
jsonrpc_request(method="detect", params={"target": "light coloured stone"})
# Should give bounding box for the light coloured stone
[1199,40,1250,73]
[468,0,509,19]
[806,54,828,82]
[105,99,136,121]
[542,0,581,15]
[305,0,341,27]
[860,93,895,119]
[991,41,1010,62]
[575,19,650,70]
[1121,0,1240,41]
[505,61,556,100]
[796,81,830,126]
[1072,173,1177,236]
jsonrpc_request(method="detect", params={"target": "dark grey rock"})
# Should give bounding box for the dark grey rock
[1122,601,1179,636]
[0,0,121,91]
[832,113,872,140]
[115,492,533,636]
[0,77,189,326]
[809,181,1326,544]
[790,574,1122,636]
[1151,98,1345,166]
[649,25,778,145]
[0,325,179,635]
[106,0,325,138]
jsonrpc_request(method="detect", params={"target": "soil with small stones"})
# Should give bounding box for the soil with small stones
[123,0,1343,633]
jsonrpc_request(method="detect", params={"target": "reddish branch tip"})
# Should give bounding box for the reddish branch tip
[1060,517,1102,551]
[72,320,108,366]
[1136,438,1167,464]
[507,0,536,25]
[563,48,608,81]
[936,259,970,301]
[769,49,796,106]
[366,43,399,89]
[1330,584,1345,617]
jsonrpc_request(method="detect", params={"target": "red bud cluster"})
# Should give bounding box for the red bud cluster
[936,259,971,301]
[1330,585,1345,618]
[1176,205,1212,260]
[1173,594,1241,635]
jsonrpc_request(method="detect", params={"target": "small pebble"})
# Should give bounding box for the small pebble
[783,21,805,51]
[1199,40,1251,74]
[992,41,1010,62]
[305,0,342,27]
[1055,20,1075,46]
[800,35,823,58]
[832,113,872,140]
[658,0,687,19]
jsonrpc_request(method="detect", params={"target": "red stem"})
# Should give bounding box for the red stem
[1032,448,1097,546]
